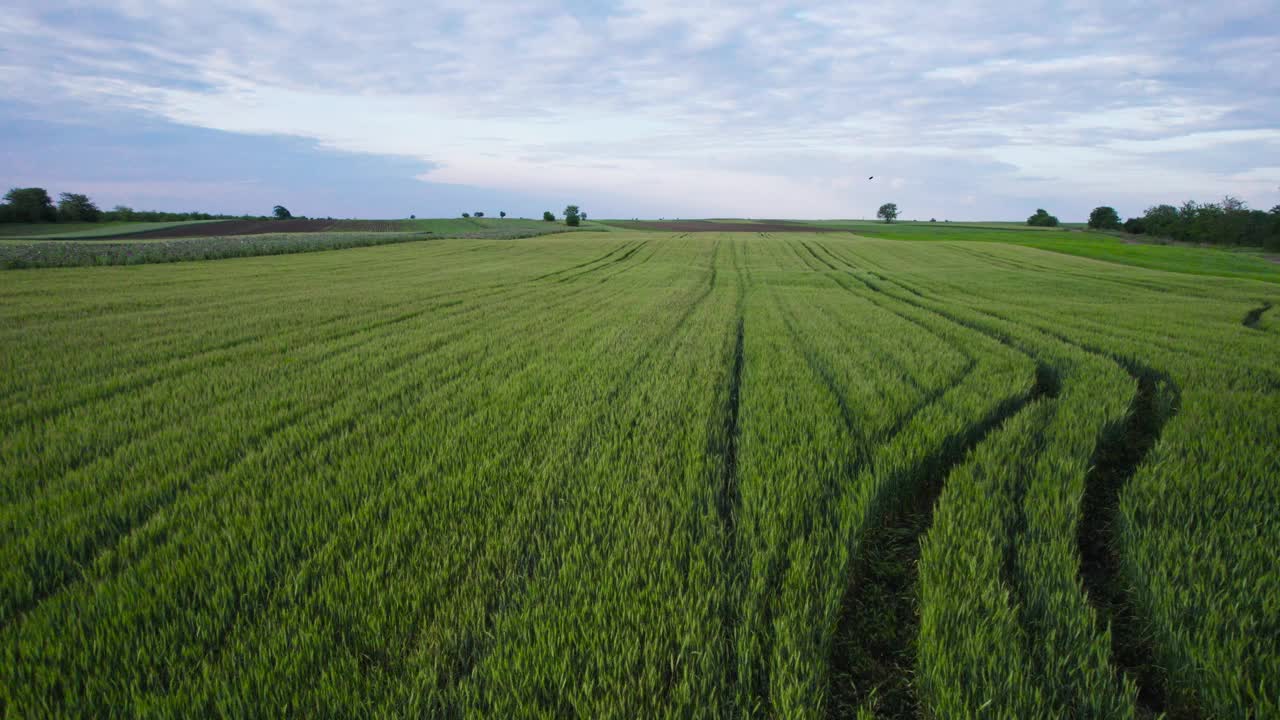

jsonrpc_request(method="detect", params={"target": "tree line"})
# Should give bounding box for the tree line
[1080,197,1279,251]
[0,187,273,224]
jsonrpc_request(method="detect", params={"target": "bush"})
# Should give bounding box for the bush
[543,211,555,222]
[1027,209,1059,227]
[1123,218,1145,234]
[3,188,57,223]
[1087,206,1121,230]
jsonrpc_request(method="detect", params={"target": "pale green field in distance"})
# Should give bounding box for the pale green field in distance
[600,219,1280,283]
[800,220,1280,283]
[2,229,1276,717]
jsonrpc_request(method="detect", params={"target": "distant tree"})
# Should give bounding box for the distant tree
[1141,204,1179,238]
[500,211,507,219]
[1087,206,1121,230]
[56,193,102,222]
[564,205,581,227]
[542,210,555,222]
[475,211,485,218]
[462,212,471,218]
[580,211,588,222]
[3,187,57,222]
[1123,217,1146,234]
[111,205,136,222]
[1221,195,1247,212]
[930,218,936,222]
[876,202,898,223]
[1027,208,1059,227]
[410,214,416,219]
[273,205,292,219]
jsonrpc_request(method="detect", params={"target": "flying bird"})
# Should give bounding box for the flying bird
[868,176,874,180]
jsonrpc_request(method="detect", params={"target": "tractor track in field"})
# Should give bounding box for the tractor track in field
[1077,363,1182,718]
[776,299,857,434]
[827,365,1055,719]
[557,240,650,282]
[830,240,1188,716]
[874,252,1280,390]
[530,241,638,281]
[1243,301,1272,328]
[776,288,977,453]
[812,240,1177,716]
[717,240,749,714]
[593,241,661,284]
[793,238,1065,718]
[800,241,841,272]
[717,316,746,553]
[972,306,1186,718]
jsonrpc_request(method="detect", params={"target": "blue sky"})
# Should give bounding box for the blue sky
[2,1,1278,220]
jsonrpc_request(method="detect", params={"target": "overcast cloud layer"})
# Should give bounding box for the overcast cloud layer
[2,1,1278,219]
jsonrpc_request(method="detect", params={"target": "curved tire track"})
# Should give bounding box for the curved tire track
[830,240,1188,715]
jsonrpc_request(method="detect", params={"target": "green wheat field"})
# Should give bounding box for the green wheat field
[2,229,1277,718]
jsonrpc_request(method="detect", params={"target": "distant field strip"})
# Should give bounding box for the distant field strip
[0,218,573,268]
[2,231,1277,717]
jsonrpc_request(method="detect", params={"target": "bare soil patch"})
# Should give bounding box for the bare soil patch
[111,219,341,239]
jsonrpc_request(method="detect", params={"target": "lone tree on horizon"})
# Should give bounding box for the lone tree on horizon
[272,205,292,219]
[1027,208,1059,227]
[2,187,57,222]
[877,203,899,223]
[543,210,555,222]
[57,193,101,222]
[564,205,582,227]
[1088,206,1121,230]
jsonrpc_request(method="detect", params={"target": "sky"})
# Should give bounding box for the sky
[1,1,1278,221]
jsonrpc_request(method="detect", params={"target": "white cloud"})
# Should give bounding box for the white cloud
[1,0,1278,219]
[925,53,1168,84]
